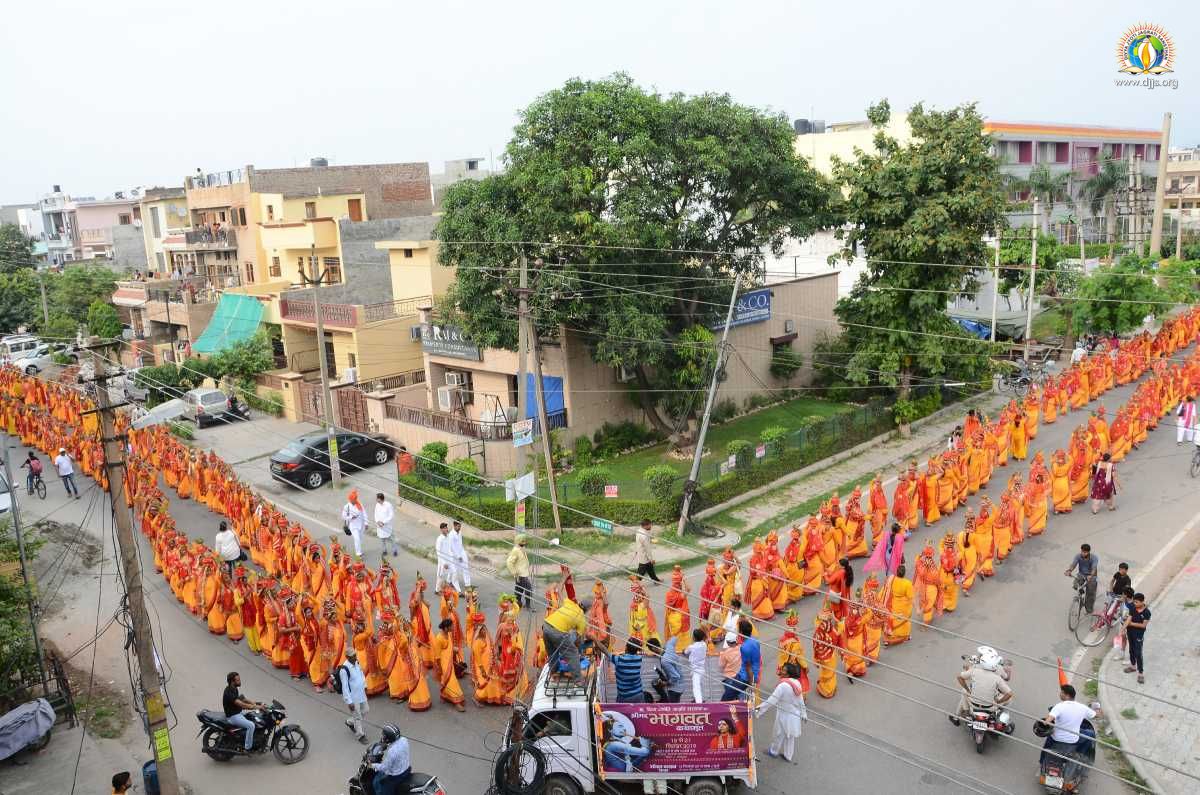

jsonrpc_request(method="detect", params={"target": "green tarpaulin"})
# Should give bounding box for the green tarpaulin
[192,293,264,354]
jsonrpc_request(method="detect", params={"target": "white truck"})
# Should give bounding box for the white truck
[502,658,756,795]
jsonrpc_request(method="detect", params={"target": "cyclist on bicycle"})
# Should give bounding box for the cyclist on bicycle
[19,451,42,495]
[1064,543,1100,613]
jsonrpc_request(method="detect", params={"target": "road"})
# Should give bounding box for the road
[6,349,1200,795]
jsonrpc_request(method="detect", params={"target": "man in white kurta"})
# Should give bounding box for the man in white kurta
[435,522,461,593]
[449,520,472,588]
[754,664,808,762]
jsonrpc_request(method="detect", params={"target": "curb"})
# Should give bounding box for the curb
[1096,543,1200,795]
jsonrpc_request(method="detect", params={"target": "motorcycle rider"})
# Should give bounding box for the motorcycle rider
[223,671,265,753]
[371,724,412,795]
[949,646,1012,726]
[1040,683,1100,765]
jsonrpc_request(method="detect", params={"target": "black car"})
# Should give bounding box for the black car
[269,431,394,490]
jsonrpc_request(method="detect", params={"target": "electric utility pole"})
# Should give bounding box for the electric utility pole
[676,273,742,536]
[990,232,1000,343]
[525,258,562,537]
[88,343,180,795]
[1024,199,1039,362]
[514,254,536,538]
[300,243,341,486]
[0,445,48,696]
[37,275,50,327]
[1149,112,1172,258]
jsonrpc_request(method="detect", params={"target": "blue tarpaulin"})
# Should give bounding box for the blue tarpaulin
[953,317,992,340]
[524,374,564,418]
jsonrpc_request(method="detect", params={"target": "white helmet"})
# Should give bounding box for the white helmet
[976,646,1002,671]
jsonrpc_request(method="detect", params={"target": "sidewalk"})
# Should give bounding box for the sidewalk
[1098,545,1200,794]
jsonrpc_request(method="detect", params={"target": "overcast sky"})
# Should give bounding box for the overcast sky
[1,0,1194,204]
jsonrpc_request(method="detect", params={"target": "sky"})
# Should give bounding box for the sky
[1,0,1195,204]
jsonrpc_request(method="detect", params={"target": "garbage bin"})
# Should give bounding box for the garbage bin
[142,760,160,795]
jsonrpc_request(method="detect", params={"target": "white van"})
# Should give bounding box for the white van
[0,335,41,362]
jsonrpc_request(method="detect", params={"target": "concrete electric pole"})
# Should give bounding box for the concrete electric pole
[0,445,48,696]
[88,344,180,795]
[525,259,563,538]
[676,273,742,536]
[1024,198,1039,362]
[302,244,341,487]
[1149,112,1172,258]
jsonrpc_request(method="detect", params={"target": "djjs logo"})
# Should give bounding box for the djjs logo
[1114,24,1178,89]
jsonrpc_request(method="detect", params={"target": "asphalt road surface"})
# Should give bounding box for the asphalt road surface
[7,348,1200,795]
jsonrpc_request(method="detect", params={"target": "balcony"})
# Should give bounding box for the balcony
[362,295,431,324]
[80,227,112,246]
[259,218,337,251]
[384,403,566,441]
[279,298,358,329]
[184,227,237,250]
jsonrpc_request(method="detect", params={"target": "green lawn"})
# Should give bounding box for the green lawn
[556,396,850,499]
[1031,308,1067,340]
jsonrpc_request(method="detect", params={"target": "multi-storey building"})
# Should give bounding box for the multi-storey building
[139,187,190,276]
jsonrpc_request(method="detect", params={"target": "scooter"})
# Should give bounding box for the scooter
[1034,713,1097,793]
[0,699,55,762]
[958,702,1015,753]
[347,740,442,795]
[195,699,308,765]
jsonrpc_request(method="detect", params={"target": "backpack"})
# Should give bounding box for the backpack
[330,663,349,695]
[29,458,42,475]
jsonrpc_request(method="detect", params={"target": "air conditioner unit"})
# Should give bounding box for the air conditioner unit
[409,325,423,342]
[437,385,459,412]
[445,371,469,387]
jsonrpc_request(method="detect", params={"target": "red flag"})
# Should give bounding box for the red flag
[1057,657,1069,687]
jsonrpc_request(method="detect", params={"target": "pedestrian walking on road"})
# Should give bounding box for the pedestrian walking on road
[1176,395,1197,444]
[1123,593,1151,684]
[450,520,472,588]
[506,533,532,608]
[1089,453,1118,514]
[755,662,808,762]
[338,648,370,743]
[635,520,661,583]
[374,492,397,558]
[684,628,709,703]
[215,520,243,577]
[434,523,461,593]
[341,490,367,558]
[53,447,80,499]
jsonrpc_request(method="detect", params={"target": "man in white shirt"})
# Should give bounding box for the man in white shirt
[434,523,461,593]
[53,447,80,499]
[1071,342,1087,364]
[1041,683,1099,763]
[214,520,242,577]
[449,520,472,589]
[374,493,397,559]
[340,490,366,558]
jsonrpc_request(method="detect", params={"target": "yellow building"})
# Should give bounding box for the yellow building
[138,187,190,276]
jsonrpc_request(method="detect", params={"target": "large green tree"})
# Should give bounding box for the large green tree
[0,269,39,333]
[1070,256,1162,335]
[829,100,1007,395]
[86,300,122,339]
[0,224,35,274]
[47,265,118,320]
[437,74,836,433]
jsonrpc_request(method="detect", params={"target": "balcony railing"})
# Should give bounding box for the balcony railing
[359,369,426,392]
[384,403,566,441]
[184,228,237,249]
[279,298,358,329]
[362,295,431,324]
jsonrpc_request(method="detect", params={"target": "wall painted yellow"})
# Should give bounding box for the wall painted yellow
[377,240,453,301]
[794,114,913,178]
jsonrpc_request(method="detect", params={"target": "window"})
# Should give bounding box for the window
[244,261,255,284]
[239,207,247,225]
[150,206,162,237]
[467,160,479,171]
[219,210,227,222]
[523,710,573,739]
[270,256,282,278]
[1017,141,1033,164]
[347,352,357,368]
[297,256,307,279]
[403,248,413,258]
[118,213,131,225]
[266,204,275,221]
[323,256,342,284]
[1055,142,1070,163]
[155,252,165,272]
[305,201,317,219]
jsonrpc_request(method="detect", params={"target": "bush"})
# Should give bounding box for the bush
[769,346,803,380]
[416,442,449,482]
[727,439,753,471]
[446,458,481,496]
[743,393,776,412]
[169,421,193,441]
[573,436,595,467]
[760,425,789,456]
[642,464,677,502]
[711,398,738,424]
[892,390,942,426]
[575,466,612,497]
[591,421,659,459]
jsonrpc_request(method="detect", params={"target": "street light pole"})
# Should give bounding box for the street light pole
[1024,198,1039,362]
[676,273,742,536]
[304,243,341,487]
[989,231,1000,343]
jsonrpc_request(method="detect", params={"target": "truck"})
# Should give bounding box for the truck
[500,657,756,795]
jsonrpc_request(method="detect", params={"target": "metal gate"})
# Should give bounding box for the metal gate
[297,379,325,425]
[335,385,369,433]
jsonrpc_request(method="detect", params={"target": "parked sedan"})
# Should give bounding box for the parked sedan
[269,431,394,490]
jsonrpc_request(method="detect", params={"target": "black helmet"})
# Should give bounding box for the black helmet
[381,723,402,744]
[1032,719,1053,739]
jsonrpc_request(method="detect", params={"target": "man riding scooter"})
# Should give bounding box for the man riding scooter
[1039,684,1099,766]
[949,646,1013,725]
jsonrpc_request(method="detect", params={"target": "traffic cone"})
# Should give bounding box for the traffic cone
[1057,657,1069,686]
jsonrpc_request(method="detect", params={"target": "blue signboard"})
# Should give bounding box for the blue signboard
[710,288,771,330]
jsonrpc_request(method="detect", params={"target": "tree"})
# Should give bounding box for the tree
[998,228,1062,308]
[1156,258,1200,305]
[436,74,835,433]
[1080,159,1128,261]
[1070,256,1162,335]
[0,269,39,333]
[46,264,118,321]
[0,224,35,274]
[828,100,1006,396]
[1020,165,1071,234]
[86,300,122,339]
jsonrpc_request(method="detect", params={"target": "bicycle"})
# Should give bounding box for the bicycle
[1067,577,1089,632]
[1190,445,1200,479]
[1074,596,1120,647]
[28,473,47,500]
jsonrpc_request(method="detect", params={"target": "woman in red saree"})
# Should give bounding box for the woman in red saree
[409,574,435,669]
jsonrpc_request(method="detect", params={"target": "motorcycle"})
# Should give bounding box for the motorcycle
[951,650,1015,753]
[1034,712,1097,793]
[348,740,442,795]
[195,699,309,765]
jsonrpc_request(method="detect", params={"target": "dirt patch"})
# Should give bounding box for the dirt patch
[61,654,133,741]
[34,519,104,569]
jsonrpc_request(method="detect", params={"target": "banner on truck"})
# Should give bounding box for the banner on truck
[594,701,752,776]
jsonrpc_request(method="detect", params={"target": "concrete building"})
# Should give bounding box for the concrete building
[73,195,140,261]
[795,115,1162,241]
[366,272,839,475]
[139,187,189,276]
[37,186,76,266]
[431,157,492,207]
[1166,149,1200,243]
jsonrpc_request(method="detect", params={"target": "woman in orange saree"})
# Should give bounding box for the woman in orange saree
[801,519,825,596]
[664,566,692,650]
[781,532,805,603]
[1051,450,1072,513]
[879,569,914,646]
[396,618,433,710]
[956,513,978,595]
[938,533,960,612]
[868,475,889,547]
[914,542,941,623]
[311,599,345,691]
[468,613,505,705]
[433,619,466,711]
[843,487,869,558]
[861,574,886,664]
[1025,470,1049,536]
[494,597,529,706]
[923,460,942,525]
[409,574,435,669]
[586,580,614,652]
[841,597,868,678]
[811,605,841,699]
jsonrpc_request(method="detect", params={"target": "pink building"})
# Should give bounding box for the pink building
[73,197,138,259]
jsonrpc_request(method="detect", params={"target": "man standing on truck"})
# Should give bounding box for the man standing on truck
[542,566,588,679]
